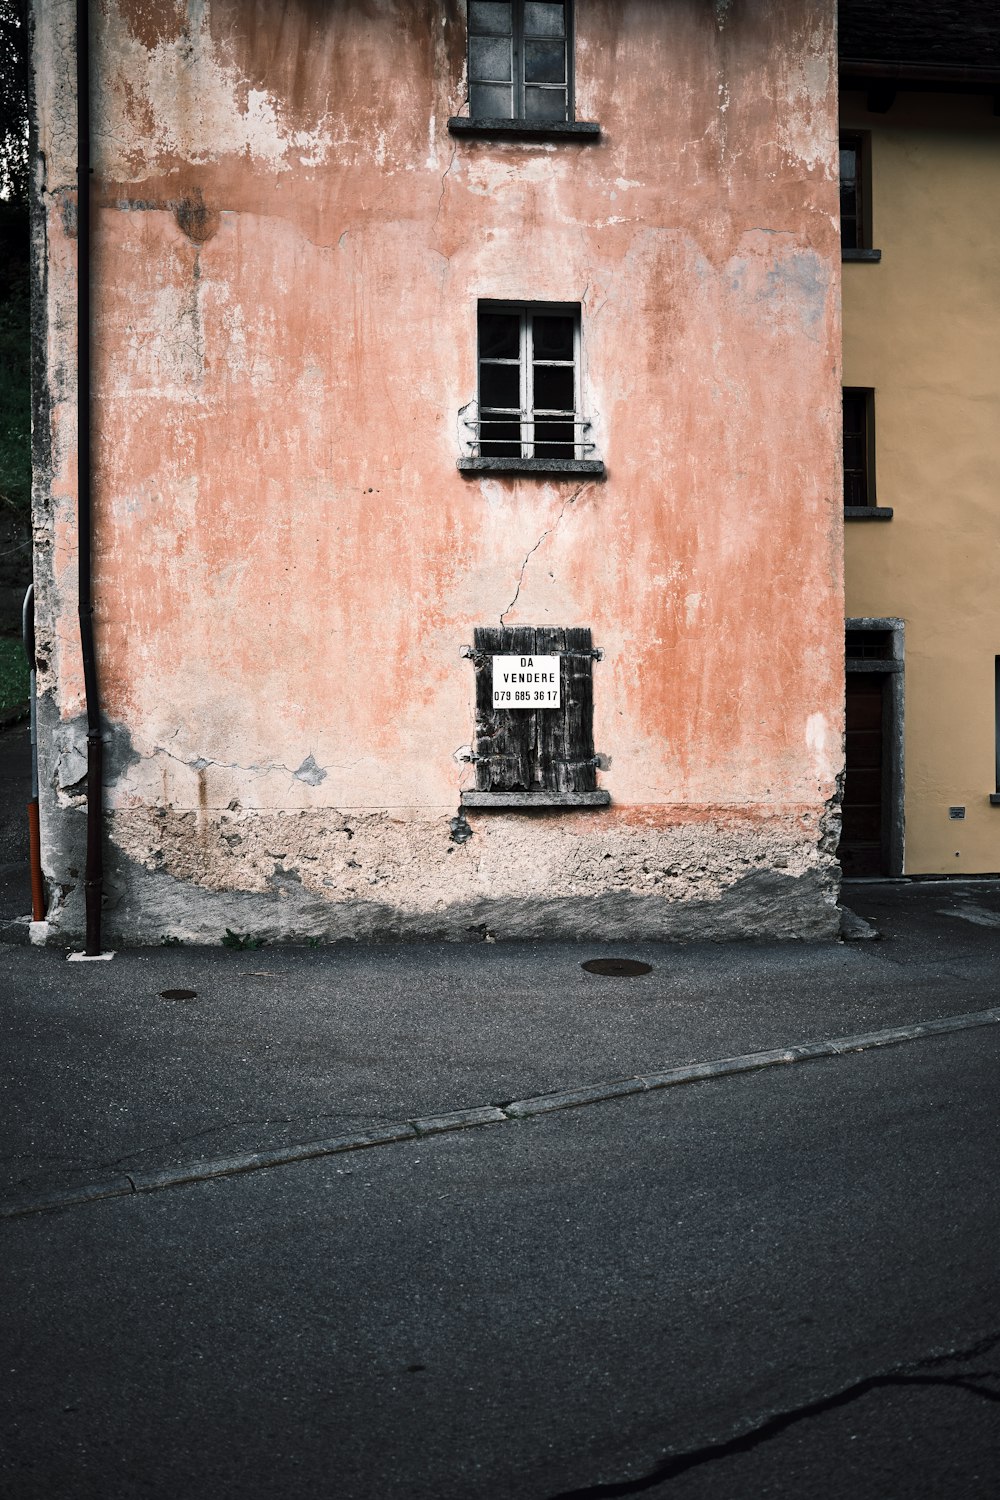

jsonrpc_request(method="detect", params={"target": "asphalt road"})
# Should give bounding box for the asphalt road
[5,873,1000,1203]
[3,1024,998,1499]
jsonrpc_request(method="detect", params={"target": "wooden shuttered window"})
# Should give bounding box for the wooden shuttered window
[461,626,610,808]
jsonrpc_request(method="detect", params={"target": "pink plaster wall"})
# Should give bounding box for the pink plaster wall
[36,0,844,941]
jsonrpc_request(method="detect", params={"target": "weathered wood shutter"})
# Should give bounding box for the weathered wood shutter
[471,626,601,796]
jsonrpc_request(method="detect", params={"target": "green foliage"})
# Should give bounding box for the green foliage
[160,934,182,947]
[0,632,27,712]
[0,255,30,512]
[1,0,32,515]
[222,928,266,950]
[0,2,29,208]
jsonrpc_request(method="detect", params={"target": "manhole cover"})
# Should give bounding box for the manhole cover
[160,988,198,1001]
[581,958,652,977]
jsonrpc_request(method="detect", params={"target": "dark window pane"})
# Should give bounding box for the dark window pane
[844,471,867,506]
[534,418,575,458]
[470,82,514,119]
[843,391,864,430]
[840,200,859,248]
[524,2,565,36]
[843,434,865,469]
[846,629,892,659]
[479,312,520,359]
[532,315,573,360]
[480,362,520,408]
[469,1,511,34]
[524,86,568,122]
[524,39,565,83]
[842,391,870,506]
[533,363,574,411]
[470,35,512,82]
[839,147,857,194]
[840,140,861,249]
[480,419,522,459]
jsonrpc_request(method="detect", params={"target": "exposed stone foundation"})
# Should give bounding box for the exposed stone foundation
[44,803,841,945]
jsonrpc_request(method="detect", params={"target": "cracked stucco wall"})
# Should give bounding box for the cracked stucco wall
[32,0,844,945]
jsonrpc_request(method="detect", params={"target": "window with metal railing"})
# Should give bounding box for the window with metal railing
[460,302,602,474]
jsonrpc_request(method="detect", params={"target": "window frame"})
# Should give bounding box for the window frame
[840,131,880,262]
[468,1,575,125]
[842,386,875,507]
[449,2,599,141]
[479,301,580,460]
[459,300,605,477]
[843,386,892,519]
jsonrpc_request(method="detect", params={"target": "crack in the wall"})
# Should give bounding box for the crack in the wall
[150,744,332,783]
[500,482,591,625]
[546,1332,1000,1498]
[592,267,619,321]
[434,140,459,227]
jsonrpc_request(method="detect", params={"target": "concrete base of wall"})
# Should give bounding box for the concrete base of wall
[42,804,841,945]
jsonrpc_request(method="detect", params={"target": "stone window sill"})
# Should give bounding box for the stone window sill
[458,457,605,478]
[843,248,882,262]
[845,506,893,520]
[990,794,1000,806]
[448,117,601,141]
[461,790,610,808]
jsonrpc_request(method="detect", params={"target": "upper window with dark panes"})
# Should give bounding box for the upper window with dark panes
[840,132,878,256]
[840,135,862,248]
[468,2,573,124]
[477,303,588,460]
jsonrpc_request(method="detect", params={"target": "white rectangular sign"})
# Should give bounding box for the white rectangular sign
[492,654,561,709]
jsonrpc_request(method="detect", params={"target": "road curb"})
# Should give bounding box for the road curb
[505,1077,647,1118]
[4,1004,999,1221]
[127,1123,420,1195]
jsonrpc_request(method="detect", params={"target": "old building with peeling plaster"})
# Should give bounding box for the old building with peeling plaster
[29,0,846,945]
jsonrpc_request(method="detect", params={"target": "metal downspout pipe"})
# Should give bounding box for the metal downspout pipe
[22,585,44,921]
[77,0,103,955]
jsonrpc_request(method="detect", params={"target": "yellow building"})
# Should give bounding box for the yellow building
[838,13,1000,876]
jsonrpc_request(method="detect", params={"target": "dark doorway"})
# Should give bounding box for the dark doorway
[0,720,31,931]
[839,622,904,877]
[841,675,885,875]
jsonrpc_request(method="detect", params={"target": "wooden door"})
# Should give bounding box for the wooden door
[839,674,885,876]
